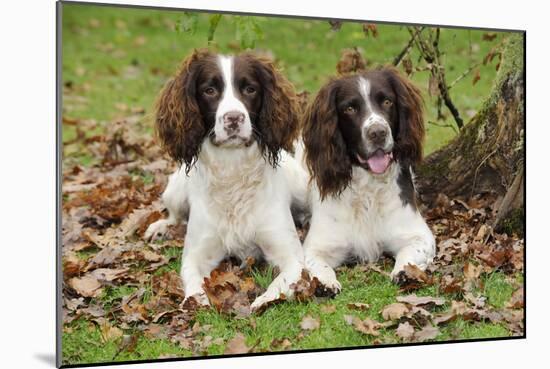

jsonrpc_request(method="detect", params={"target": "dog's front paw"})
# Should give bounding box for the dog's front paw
[250,290,284,313]
[144,219,172,241]
[183,292,210,307]
[308,267,341,297]
[312,276,341,297]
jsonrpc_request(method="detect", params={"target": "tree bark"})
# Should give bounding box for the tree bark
[417,34,524,233]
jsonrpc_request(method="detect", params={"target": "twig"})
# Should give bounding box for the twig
[427,120,458,134]
[439,81,464,129]
[413,27,464,129]
[448,62,482,90]
[393,27,425,66]
[470,148,498,198]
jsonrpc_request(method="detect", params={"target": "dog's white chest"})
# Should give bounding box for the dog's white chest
[197,156,267,255]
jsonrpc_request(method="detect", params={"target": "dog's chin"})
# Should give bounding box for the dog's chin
[355,148,394,175]
[210,135,254,148]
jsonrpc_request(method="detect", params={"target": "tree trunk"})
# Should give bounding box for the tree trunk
[417,34,524,234]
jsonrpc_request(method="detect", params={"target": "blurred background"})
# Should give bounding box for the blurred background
[62,3,511,162]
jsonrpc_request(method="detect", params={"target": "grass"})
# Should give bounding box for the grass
[61,3,522,366]
[61,3,512,157]
[63,258,517,364]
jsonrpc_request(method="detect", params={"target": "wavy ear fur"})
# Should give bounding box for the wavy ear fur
[243,53,300,166]
[302,80,352,199]
[383,66,425,165]
[155,49,212,172]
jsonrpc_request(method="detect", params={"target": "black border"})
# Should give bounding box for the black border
[56,1,527,368]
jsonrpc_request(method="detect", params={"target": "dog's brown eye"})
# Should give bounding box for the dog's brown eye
[244,86,256,94]
[204,87,216,96]
[383,99,393,108]
[344,105,357,114]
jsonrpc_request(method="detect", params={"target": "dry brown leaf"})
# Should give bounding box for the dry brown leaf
[506,287,524,309]
[290,270,319,302]
[396,321,415,341]
[89,267,128,282]
[414,325,440,342]
[451,300,468,315]
[63,253,86,278]
[432,311,457,326]
[395,264,433,291]
[396,294,445,308]
[300,315,320,331]
[353,317,381,336]
[203,264,260,317]
[224,333,250,354]
[68,275,102,297]
[381,303,410,320]
[439,274,463,294]
[271,337,292,350]
[97,318,123,342]
[463,262,483,281]
[347,302,370,311]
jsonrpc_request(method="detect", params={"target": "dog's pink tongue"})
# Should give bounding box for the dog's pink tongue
[367,151,391,174]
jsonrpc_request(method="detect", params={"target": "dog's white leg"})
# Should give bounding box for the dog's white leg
[302,213,349,295]
[250,223,305,311]
[144,169,189,241]
[383,212,436,281]
[304,241,347,295]
[181,232,225,306]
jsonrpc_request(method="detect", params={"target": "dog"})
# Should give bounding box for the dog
[145,49,308,310]
[301,66,436,294]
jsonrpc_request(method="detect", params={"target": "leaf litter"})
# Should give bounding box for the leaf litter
[62,70,524,356]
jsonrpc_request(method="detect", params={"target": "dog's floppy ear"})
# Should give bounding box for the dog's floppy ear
[383,66,425,165]
[155,49,212,172]
[244,53,300,167]
[303,79,352,199]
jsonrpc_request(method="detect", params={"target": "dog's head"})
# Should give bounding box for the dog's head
[303,67,425,199]
[156,49,300,171]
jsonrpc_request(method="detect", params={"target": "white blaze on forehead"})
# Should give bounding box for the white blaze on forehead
[358,77,373,113]
[218,55,235,100]
[214,55,252,141]
[358,76,387,129]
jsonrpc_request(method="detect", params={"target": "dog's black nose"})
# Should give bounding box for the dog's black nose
[366,123,388,144]
[223,111,245,132]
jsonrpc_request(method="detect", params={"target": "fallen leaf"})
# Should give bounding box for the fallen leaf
[347,302,370,311]
[68,275,102,297]
[271,337,292,350]
[300,315,320,331]
[432,311,457,326]
[396,321,415,341]
[97,318,123,342]
[397,294,445,308]
[89,267,128,282]
[395,264,433,291]
[203,264,260,317]
[463,262,483,281]
[506,287,524,309]
[381,303,410,320]
[63,253,85,278]
[352,317,381,336]
[414,325,440,342]
[224,333,250,354]
[451,300,468,315]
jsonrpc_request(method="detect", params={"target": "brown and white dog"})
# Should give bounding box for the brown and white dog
[301,67,435,295]
[145,50,308,310]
